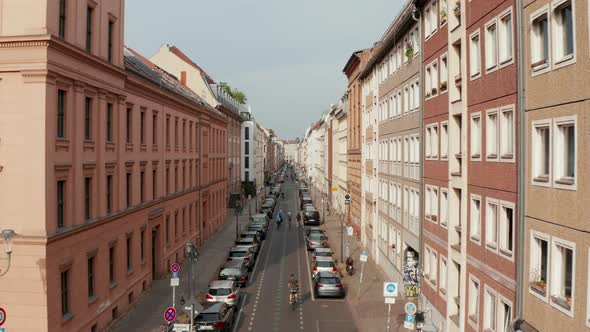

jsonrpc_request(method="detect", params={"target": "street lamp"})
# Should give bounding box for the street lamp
[184,241,199,300]
[0,229,16,277]
[235,201,242,241]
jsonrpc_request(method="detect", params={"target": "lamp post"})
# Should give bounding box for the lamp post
[0,229,16,277]
[184,241,199,300]
[235,202,242,241]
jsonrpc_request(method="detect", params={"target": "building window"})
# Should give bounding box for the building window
[483,287,497,331]
[498,297,512,332]
[471,113,482,159]
[57,90,66,138]
[441,121,448,159]
[470,31,481,78]
[140,171,145,203]
[468,277,480,324]
[174,213,178,239]
[486,109,499,159]
[140,111,145,144]
[126,172,132,207]
[550,238,575,313]
[245,156,249,168]
[109,246,115,284]
[174,167,178,192]
[245,141,249,154]
[440,256,447,293]
[245,171,250,182]
[552,0,574,64]
[58,0,67,39]
[84,97,92,140]
[165,215,170,243]
[499,204,514,258]
[440,189,448,227]
[107,21,114,63]
[57,180,65,228]
[152,113,157,145]
[85,6,93,52]
[470,195,481,242]
[126,108,132,143]
[440,0,447,26]
[431,124,438,159]
[140,229,145,262]
[245,127,249,140]
[485,20,498,70]
[61,269,69,316]
[531,11,550,70]
[424,247,431,277]
[84,177,92,221]
[182,121,186,149]
[425,126,432,159]
[500,107,515,159]
[440,55,448,91]
[87,256,95,299]
[530,231,549,299]
[106,175,113,214]
[152,169,157,199]
[554,116,576,186]
[499,9,513,65]
[175,118,179,148]
[485,199,498,249]
[430,250,438,284]
[166,168,170,195]
[126,236,132,272]
[106,103,113,142]
[532,120,551,182]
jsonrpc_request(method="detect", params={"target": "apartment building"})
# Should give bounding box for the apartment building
[150,44,243,202]
[241,109,257,185]
[283,140,298,164]
[0,1,228,331]
[331,100,349,217]
[418,0,519,331]
[521,0,589,331]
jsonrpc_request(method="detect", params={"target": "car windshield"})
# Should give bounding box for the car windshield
[220,268,240,277]
[318,277,339,285]
[316,261,334,268]
[229,251,248,257]
[237,239,254,244]
[305,211,318,217]
[209,288,232,296]
[316,252,331,257]
[196,313,220,322]
[309,234,325,241]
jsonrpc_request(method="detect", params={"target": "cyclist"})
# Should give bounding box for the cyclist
[296,212,301,227]
[278,209,285,220]
[288,273,300,304]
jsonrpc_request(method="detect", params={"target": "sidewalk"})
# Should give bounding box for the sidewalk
[109,196,259,332]
[322,212,408,332]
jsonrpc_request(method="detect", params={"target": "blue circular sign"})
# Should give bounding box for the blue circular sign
[405,302,417,315]
[387,284,397,293]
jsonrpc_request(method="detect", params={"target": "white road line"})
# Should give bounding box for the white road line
[303,237,316,302]
[232,293,248,332]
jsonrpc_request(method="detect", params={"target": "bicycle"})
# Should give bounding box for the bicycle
[289,288,299,310]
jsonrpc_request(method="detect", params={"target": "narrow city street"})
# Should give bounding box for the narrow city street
[234,178,358,332]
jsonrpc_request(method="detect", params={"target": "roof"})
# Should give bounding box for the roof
[316,271,340,278]
[222,260,245,268]
[124,47,224,119]
[202,302,224,313]
[209,280,236,289]
[315,256,335,262]
[168,45,216,84]
[313,248,332,253]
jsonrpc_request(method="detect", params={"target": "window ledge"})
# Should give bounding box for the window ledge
[487,153,498,159]
[554,54,574,66]
[551,296,572,311]
[533,176,549,183]
[468,314,478,324]
[453,296,461,306]
[486,243,497,250]
[555,177,575,185]
[88,295,98,305]
[127,268,134,276]
[61,312,74,324]
[530,283,547,297]
[470,235,481,242]
[439,288,447,295]
[501,153,514,160]
[471,153,481,159]
[499,248,513,258]
[532,60,548,71]
[109,281,117,289]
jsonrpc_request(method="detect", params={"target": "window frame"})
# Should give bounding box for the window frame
[529,230,550,302]
[470,194,482,244]
[530,6,552,75]
[483,285,498,331]
[531,119,552,186]
[469,29,482,80]
[549,236,575,317]
[470,112,482,161]
[552,115,577,190]
[499,105,516,162]
[485,17,499,73]
[498,201,515,261]
[441,121,449,160]
[440,188,448,228]
[498,7,515,68]
[551,0,576,69]
[468,275,481,327]
[439,255,448,298]
[440,53,448,94]
[486,108,500,161]
[485,197,499,252]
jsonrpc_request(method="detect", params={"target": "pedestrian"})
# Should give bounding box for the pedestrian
[327,205,331,216]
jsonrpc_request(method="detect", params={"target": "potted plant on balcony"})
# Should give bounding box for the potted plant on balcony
[441,81,448,91]
[431,87,438,95]
[405,41,414,59]
[440,9,447,24]
[453,1,461,16]
[529,270,547,295]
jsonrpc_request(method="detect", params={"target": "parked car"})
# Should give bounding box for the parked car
[227,246,255,271]
[312,256,337,277]
[194,302,236,331]
[260,204,274,218]
[246,226,266,240]
[206,280,240,306]
[313,271,345,298]
[235,238,259,256]
[312,247,334,262]
[218,260,249,287]
[306,234,329,251]
[305,227,325,238]
[300,197,313,210]
[303,208,320,225]
[242,229,263,242]
[250,214,269,229]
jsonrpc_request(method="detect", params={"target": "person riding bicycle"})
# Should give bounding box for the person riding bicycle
[287,212,292,222]
[288,273,300,304]
[278,210,284,220]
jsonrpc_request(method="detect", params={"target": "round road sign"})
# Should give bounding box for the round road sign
[405,302,417,315]
[0,307,6,326]
[164,307,176,323]
[170,263,180,273]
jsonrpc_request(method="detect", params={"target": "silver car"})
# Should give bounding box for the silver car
[206,280,240,306]
[235,239,259,256]
[313,271,345,298]
[312,256,337,277]
[312,247,334,262]
[306,234,329,251]
[227,246,255,270]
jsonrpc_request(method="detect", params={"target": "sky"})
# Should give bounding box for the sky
[125,0,404,140]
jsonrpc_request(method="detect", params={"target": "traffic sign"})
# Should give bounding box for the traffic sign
[385,297,396,304]
[360,248,368,262]
[0,307,5,326]
[383,282,398,297]
[345,199,351,205]
[347,226,354,236]
[170,263,180,273]
[164,307,177,322]
[0,327,5,332]
[404,302,417,315]
[173,323,191,331]
[332,187,338,192]
[171,277,180,287]
[406,314,415,323]
[404,321,415,330]
[345,194,350,200]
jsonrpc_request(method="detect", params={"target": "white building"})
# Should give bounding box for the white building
[241,108,256,184]
[330,100,348,217]
[283,141,298,164]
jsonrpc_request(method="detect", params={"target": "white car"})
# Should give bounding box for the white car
[206,280,240,306]
[312,256,337,277]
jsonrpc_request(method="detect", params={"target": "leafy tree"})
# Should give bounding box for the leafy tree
[219,82,247,105]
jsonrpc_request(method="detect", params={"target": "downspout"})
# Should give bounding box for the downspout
[513,0,525,330]
[411,2,424,308]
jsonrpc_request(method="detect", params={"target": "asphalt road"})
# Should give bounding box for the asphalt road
[233,176,359,332]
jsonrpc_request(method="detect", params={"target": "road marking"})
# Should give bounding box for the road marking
[232,293,248,332]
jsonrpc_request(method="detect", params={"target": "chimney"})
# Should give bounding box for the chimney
[180,71,187,86]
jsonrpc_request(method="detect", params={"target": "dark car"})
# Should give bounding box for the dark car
[260,203,274,218]
[194,302,236,331]
[300,197,313,210]
[303,208,320,225]
[218,260,249,287]
[227,247,255,270]
[313,272,345,298]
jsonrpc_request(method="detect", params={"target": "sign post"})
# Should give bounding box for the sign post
[343,194,351,262]
[170,263,180,308]
[383,282,398,332]
[358,249,368,300]
[404,302,417,330]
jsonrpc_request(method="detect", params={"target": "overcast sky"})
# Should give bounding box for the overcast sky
[125,0,403,140]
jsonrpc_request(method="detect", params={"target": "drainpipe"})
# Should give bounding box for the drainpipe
[513,0,525,330]
[411,1,424,308]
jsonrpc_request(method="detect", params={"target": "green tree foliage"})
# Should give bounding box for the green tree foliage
[219,82,247,105]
